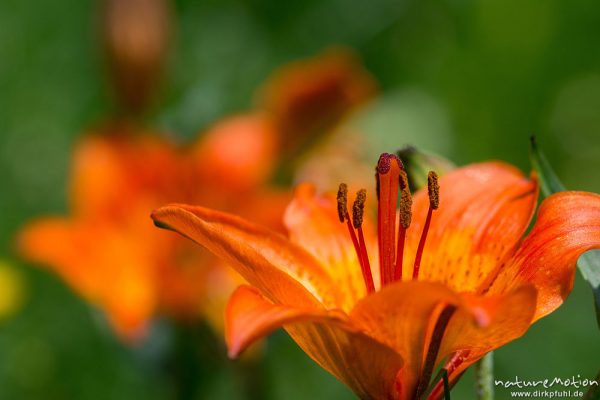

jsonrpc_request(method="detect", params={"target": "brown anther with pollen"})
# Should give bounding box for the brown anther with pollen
[413,170,440,280]
[394,168,411,282]
[428,171,440,210]
[352,189,367,229]
[399,170,412,229]
[337,183,348,223]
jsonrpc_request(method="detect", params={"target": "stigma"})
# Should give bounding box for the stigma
[336,153,440,293]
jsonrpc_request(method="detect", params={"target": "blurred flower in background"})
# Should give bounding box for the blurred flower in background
[102,0,171,114]
[18,124,281,339]
[18,48,376,340]
[258,49,376,156]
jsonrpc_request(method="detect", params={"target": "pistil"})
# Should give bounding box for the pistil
[376,153,403,286]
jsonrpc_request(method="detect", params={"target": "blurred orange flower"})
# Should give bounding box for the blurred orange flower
[151,154,600,399]
[258,49,376,154]
[18,49,376,341]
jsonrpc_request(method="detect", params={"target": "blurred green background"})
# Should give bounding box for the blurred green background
[1,0,599,398]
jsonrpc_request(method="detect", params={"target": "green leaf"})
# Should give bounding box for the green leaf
[529,136,600,329]
[529,136,566,196]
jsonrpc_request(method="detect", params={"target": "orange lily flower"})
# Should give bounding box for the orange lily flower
[18,50,375,341]
[18,121,287,339]
[151,153,600,399]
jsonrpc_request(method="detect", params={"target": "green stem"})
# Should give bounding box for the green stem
[442,369,451,400]
[475,352,494,400]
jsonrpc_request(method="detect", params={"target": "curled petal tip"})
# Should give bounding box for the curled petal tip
[150,207,172,230]
[227,346,241,359]
[470,306,491,328]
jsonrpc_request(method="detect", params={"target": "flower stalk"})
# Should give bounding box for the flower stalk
[475,352,494,400]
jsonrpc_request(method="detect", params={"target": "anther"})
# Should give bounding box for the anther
[413,170,440,280]
[394,170,412,282]
[399,171,412,229]
[337,183,348,223]
[352,189,366,229]
[428,171,440,210]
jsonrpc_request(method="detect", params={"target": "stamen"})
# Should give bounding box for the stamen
[337,183,348,223]
[352,189,375,293]
[394,170,412,282]
[337,183,361,269]
[413,171,439,280]
[428,171,440,210]
[376,153,403,287]
[352,189,366,229]
[399,188,412,230]
[337,183,374,294]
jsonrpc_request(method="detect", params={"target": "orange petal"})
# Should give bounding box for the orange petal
[18,218,157,340]
[70,134,128,217]
[151,204,341,308]
[225,285,338,357]
[437,285,537,371]
[286,322,405,400]
[349,281,464,398]
[236,188,292,233]
[284,184,379,311]
[426,286,537,399]
[70,130,181,219]
[490,191,600,321]
[404,162,538,292]
[191,114,279,191]
[226,285,404,399]
[19,218,102,299]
